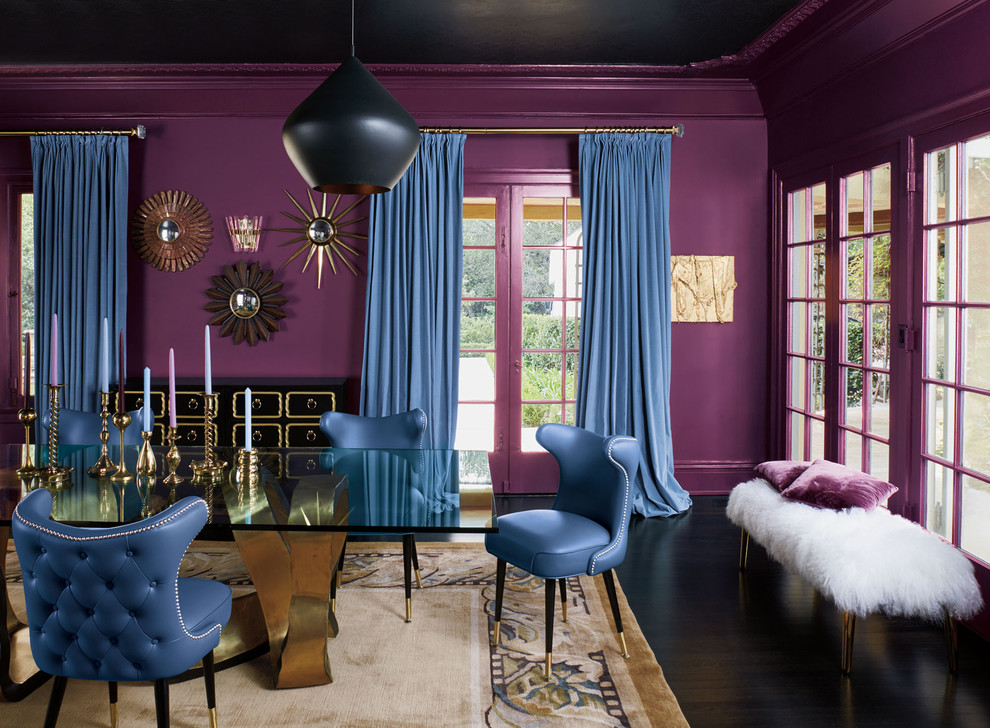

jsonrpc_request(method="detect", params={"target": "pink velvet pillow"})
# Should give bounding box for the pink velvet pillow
[781,459,898,511]
[754,460,812,491]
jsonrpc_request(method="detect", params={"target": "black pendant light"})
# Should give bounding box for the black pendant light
[282,2,420,194]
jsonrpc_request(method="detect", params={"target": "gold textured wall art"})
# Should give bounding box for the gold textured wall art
[671,255,737,323]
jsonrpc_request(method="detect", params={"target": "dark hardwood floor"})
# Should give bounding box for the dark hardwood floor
[605,494,990,728]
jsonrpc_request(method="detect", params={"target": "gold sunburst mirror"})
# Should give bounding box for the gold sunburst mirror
[266,188,367,288]
[204,260,288,346]
[132,190,213,271]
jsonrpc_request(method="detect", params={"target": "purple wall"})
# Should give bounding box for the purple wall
[0,67,769,493]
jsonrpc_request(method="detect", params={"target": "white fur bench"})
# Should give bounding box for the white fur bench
[727,477,984,674]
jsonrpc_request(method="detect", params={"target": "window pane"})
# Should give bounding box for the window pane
[522,352,563,400]
[871,235,891,300]
[462,249,496,297]
[523,199,564,247]
[960,475,990,563]
[789,357,807,409]
[789,302,808,354]
[845,171,865,236]
[812,184,827,240]
[790,189,808,243]
[843,430,862,470]
[962,391,990,478]
[871,304,890,368]
[868,440,889,482]
[522,249,557,299]
[925,306,956,382]
[454,403,494,451]
[811,361,825,414]
[21,193,35,398]
[845,303,864,364]
[872,164,891,233]
[927,147,955,224]
[521,403,563,452]
[564,249,582,301]
[565,313,579,350]
[810,418,825,460]
[925,460,955,538]
[925,384,955,460]
[812,243,827,297]
[462,218,496,247]
[811,302,826,357]
[845,239,864,299]
[963,308,990,390]
[963,222,990,303]
[844,367,864,429]
[789,245,808,298]
[868,372,890,440]
[964,135,990,219]
[927,228,955,302]
[461,301,495,350]
[789,412,806,459]
[564,353,578,399]
[458,355,495,400]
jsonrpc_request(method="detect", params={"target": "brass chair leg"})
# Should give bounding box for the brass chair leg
[108,681,118,728]
[943,607,959,674]
[544,578,556,679]
[403,535,414,622]
[739,529,750,571]
[203,650,218,728]
[410,538,423,588]
[558,578,568,622]
[601,569,630,658]
[492,559,506,646]
[841,611,856,675]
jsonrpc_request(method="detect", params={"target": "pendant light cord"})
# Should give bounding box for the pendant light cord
[350,0,356,56]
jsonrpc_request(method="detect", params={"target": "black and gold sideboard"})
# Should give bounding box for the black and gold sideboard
[123,378,346,449]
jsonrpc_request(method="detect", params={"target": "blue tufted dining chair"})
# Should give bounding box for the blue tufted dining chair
[319,408,427,622]
[485,423,640,678]
[12,488,232,728]
[40,407,150,447]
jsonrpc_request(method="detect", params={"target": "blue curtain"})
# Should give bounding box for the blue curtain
[576,133,691,517]
[32,135,129,430]
[360,133,466,448]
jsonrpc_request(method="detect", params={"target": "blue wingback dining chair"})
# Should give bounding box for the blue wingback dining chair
[40,407,149,447]
[319,408,427,622]
[12,488,232,728]
[484,423,640,678]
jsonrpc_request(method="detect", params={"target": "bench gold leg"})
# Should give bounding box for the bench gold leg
[739,529,750,571]
[841,611,855,675]
[943,607,959,674]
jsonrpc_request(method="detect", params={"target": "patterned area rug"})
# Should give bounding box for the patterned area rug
[5,541,687,727]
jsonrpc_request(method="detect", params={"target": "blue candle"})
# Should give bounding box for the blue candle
[100,317,109,393]
[245,387,252,452]
[143,367,151,431]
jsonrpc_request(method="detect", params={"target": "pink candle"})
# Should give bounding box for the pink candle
[118,331,125,414]
[22,332,30,407]
[49,313,58,386]
[169,348,177,428]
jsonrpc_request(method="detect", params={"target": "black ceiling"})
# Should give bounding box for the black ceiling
[1,0,804,68]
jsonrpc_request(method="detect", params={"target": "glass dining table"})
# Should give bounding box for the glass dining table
[0,443,497,696]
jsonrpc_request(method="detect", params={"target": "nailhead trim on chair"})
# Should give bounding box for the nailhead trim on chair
[589,437,636,574]
[14,499,224,641]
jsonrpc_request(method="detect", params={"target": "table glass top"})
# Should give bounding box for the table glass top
[0,444,496,533]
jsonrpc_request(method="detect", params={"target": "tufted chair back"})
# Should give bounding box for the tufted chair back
[40,407,150,447]
[538,423,641,575]
[12,488,231,683]
[320,408,427,449]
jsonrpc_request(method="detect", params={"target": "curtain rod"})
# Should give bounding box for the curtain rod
[0,125,146,138]
[419,124,684,137]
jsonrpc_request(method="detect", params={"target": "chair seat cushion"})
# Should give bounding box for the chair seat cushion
[485,510,610,578]
[177,577,232,638]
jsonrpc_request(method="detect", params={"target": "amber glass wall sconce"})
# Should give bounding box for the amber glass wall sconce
[226,215,263,253]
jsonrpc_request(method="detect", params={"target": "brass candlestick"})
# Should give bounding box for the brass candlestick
[191,393,226,485]
[110,410,134,483]
[88,391,116,477]
[42,384,72,484]
[137,473,156,518]
[16,406,38,478]
[234,448,260,488]
[137,430,157,475]
[163,426,184,485]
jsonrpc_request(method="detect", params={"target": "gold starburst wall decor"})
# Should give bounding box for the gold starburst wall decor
[266,189,367,288]
[204,260,288,346]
